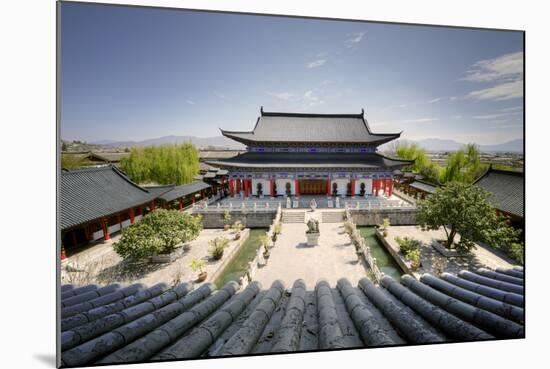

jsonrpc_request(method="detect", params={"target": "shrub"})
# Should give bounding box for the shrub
[190,258,206,273]
[407,249,421,270]
[381,218,391,230]
[208,237,229,260]
[306,219,320,234]
[273,223,282,235]
[232,221,244,233]
[113,209,202,259]
[395,236,420,255]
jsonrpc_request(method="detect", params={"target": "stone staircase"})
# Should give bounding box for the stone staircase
[321,211,345,223]
[281,211,306,223]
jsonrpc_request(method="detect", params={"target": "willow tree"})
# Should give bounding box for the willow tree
[395,142,441,183]
[120,143,199,185]
[441,144,487,184]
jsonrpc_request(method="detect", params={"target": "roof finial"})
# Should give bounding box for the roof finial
[361,108,364,116]
[260,106,264,115]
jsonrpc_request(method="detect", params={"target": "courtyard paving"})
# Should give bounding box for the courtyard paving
[252,222,369,289]
[62,228,248,287]
[383,225,515,278]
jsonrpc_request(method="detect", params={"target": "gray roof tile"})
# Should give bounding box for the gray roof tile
[221,111,400,144]
[60,166,157,230]
[206,152,412,169]
[60,268,524,366]
[474,168,524,218]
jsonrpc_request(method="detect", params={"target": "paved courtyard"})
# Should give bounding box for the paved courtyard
[383,225,515,278]
[252,222,369,289]
[62,228,248,287]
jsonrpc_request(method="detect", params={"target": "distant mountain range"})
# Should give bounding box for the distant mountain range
[410,138,523,153]
[90,135,245,149]
[85,135,522,153]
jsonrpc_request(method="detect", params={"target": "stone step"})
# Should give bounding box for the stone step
[281,211,306,223]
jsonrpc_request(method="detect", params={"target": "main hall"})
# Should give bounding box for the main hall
[205,108,412,199]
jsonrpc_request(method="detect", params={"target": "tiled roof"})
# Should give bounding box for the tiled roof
[60,166,156,230]
[474,168,524,218]
[205,152,413,170]
[221,110,400,145]
[409,180,438,194]
[199,150,246,160]
[60,267,524,366]
[157,181,211,202]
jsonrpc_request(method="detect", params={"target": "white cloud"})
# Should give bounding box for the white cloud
[214,91,226,100]
[266,91,294,101]
[428,98,441,103]
[185,100,195,105]
[398,104,407,108]
[473,110,522,119]
[346,31,366,47]
[306,59,326,69]
[467,79,523,101]
[500,105,523,112]
[463,52,523,101]
[452,115,462,119]
[463,51,523,83]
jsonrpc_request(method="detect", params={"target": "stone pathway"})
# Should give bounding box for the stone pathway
[383,225,515,278]
[252,222,368,289]
[62,229,248,287]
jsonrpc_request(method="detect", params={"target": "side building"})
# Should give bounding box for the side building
[474,166,524,231]
[205,109,412,198]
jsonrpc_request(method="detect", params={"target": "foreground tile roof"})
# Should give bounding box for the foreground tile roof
[60,267,524,366]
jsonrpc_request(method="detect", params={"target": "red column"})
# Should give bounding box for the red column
[229,178,235,197]
[60,243,67,261]
[327,177,331,196]
[150,200,156,211]
[179,198,183,210]
[350,178,355,197]
[243,179,248,198]
[129,208,135,224]
[388,178,393,197]
[102,218,110,240]
[375,179,380,196]
[118,213,122,228]
[295,178,300,197]
[71,230,78,247]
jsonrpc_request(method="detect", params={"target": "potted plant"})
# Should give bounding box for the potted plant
[190,258,207,282]
[306,219,320,246]
[208,237,229,260]
[285,182,292,197]
[232,221,244,240]
[380,218,391,237]
[273,223,282,241]
[223,210,232,231]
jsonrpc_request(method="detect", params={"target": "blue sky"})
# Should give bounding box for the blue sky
[61,3,524,145]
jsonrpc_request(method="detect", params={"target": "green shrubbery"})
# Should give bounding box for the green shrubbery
[119,143,199,185]
[395,236,421,270]
[208,237,230,260]
[113,209,202,259]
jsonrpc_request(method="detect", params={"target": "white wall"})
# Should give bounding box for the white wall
[275,178,295,196]
[251,178,270,196]
[355,178,373,197]
[332,178,350,197]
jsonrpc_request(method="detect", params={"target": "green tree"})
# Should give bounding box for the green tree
[395,142,441,183]
[417,182,498,253]
[113,209,203,259]
[119,143,200,185]
[441,144,487,184]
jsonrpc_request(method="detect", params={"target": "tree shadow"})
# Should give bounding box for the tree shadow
[296,242,314,249]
